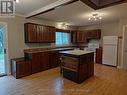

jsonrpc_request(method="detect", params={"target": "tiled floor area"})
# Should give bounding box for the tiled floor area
[0,59,5,74]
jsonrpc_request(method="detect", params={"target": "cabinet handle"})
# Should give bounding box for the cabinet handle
[4,49,6,54]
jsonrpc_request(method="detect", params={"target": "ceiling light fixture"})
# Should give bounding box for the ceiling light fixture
[57,23,68,29]
[15,0,20,3]
[89,14,102,21]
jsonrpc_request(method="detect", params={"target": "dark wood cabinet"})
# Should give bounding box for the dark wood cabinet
[60,52,94,84]
[71,29,101,43]
[31,53,41,74]
[71,31,87,43]
[11,58,31,79]
[49,51,59,68]
[24,23,55,43]
[44,26,55,42]
[36,25,43,42]
[87,29,101,39]
[25,51,59,74]
[77,31,86,43]
[24,23,37,42]
[30,52,50,74]
[96,47,103,64]
[40,52,50,71]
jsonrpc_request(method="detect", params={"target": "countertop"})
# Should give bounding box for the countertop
[59,50,94,56]
[24,48,74,53]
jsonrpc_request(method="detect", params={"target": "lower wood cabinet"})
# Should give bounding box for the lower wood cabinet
[25,51,59,74]
[96,47,103,64]
[11,58,31,79]
[31,53,41,74]
[60,52,94,83]
[49,51,59,68]
[40,52,50,71]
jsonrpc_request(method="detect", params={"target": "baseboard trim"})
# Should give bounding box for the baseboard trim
[117,66,123,69]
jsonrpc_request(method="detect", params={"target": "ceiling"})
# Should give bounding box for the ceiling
[15,0,58,15]
[15,0,127,26]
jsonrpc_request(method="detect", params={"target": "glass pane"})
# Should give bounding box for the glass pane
[62,33,68,45]
[55,32,70,46]
[0,25,5,75]
[56,32,62,45]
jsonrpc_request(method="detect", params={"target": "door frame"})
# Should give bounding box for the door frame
[0,22,9,75]
[121,25,127,68]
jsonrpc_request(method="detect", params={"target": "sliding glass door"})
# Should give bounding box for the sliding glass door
[0,24,6,76]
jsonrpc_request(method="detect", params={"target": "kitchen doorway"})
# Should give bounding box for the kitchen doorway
[122,25,127,69]
[0,23,7,76]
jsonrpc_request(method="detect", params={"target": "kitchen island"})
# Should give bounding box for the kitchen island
[59,50,94,84]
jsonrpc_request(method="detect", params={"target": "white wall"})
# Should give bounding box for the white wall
[0,15,77,74]
[0,16,55,74]
[78,21,119,45]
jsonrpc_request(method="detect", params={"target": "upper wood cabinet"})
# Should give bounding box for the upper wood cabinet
[77,31,87,43]
[24,23,37,42]
[86,29,101,39]
[71,29,101,43]
[24,23,55,43]
[71,31,87,43]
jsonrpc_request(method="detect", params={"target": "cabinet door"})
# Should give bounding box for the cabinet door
[96,48,102,64]
[44,26,55,42]
[79,63,88,82]
[49,27,55,42]
[49,51,59,68]
[31,53,41,74]
[77,31,83,43]
[96,30,101,39]
[25,24,37,42]
[71,31,77,43]
[42,26,47,42]
[46,26,50,42]
[37,25,43,42]
[16,61,31,78]
[87,29,101,39]
[77,31,86,43]
[87,53,94,77]
[40,52,50,71]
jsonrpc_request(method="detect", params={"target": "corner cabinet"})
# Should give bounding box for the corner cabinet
[24,23,55,43]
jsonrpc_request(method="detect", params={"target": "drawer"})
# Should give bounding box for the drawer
[61,56,78,71]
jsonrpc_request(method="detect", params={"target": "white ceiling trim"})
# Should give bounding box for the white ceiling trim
[26,0,74,18]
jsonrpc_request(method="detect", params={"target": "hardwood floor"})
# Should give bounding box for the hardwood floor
[0,64,127,95]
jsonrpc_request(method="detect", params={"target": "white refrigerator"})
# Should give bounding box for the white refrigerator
[102,36,118,66]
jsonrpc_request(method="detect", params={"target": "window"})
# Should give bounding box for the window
[56,32,70,46]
